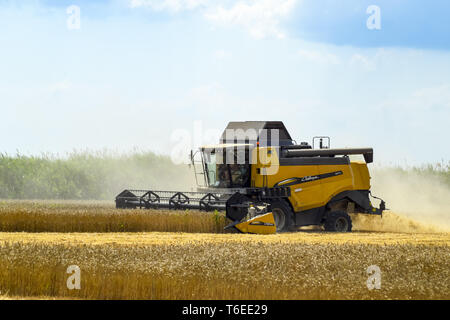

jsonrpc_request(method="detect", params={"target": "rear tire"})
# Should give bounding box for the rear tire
[269,199,294,232]
[324,211,352,232]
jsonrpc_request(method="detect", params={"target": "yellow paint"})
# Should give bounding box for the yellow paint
[235,212,276,234]
[251,147,372,212]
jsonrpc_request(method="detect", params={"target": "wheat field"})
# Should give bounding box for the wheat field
[0,200,444,234]
[0,200,227,233]
[0,201,449,300]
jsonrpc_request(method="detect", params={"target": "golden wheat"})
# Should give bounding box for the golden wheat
[0,200,227,233]
[0,231,449,300]
[0,201,449,300]
[0,200,445,234]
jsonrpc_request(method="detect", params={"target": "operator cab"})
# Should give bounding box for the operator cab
[190,121,295,189]
[201,144,252,188]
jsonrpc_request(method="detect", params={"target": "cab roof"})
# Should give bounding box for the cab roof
[220,121,294,146]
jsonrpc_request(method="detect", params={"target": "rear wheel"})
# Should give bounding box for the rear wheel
[324,211,352,232]
[269,199,294,232]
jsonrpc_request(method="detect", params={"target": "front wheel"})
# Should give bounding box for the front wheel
[269,199,294,232]
[324,211,352,232]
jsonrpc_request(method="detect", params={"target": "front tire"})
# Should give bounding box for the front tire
[269,199,294,232]
[324,211,352,232]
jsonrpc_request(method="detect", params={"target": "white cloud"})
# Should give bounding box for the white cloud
[375,83,450,134]
[205,0,298,39]
[129,0,299,38]
[378,84,450,113]
[298,49,340,65]
[369,83,450,162]
[349,53,376,71]
[129,0,208,12]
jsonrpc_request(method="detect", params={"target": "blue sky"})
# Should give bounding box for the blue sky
[289,0,450,49]
[0,0,449,165]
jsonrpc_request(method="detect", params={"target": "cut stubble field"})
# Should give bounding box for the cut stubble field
[0,201,449,300]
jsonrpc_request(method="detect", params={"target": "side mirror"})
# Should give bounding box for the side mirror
[380,200,386,211]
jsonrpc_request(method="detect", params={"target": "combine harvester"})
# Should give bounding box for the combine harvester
[116,121,386,234]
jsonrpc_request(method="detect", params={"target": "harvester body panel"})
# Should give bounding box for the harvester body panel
[250,147,372,213]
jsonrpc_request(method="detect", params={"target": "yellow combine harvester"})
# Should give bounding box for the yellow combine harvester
[116,121,386,233]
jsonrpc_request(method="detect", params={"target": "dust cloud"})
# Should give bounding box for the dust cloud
[352,167,450,233]
[105,160,197,197]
